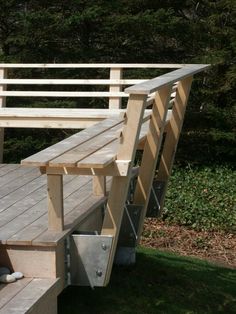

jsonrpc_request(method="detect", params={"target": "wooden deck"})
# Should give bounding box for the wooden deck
[0,164,107,247]
[0,63,210,313]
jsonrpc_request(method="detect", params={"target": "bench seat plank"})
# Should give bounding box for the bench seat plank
[49,123,122,167]
[0,278,32,310]
[21,117,124,167]
[76,119,150,169]
[0,278,59,314]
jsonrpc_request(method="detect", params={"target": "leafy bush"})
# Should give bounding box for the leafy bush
[162,165,236,232]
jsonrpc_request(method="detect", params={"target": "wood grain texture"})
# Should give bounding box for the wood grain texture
[21,117,124,166]
[0,278,59,314]
[0,68,7,162]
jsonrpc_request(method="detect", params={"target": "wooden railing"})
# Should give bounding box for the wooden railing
[0,63,189,162]
[1,63,210,287]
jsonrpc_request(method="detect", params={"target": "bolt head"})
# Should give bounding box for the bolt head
[96,270,103,277]
[101,243,107,250]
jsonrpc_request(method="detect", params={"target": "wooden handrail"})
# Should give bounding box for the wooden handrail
[125,64,210,95]
[0,63,185,68]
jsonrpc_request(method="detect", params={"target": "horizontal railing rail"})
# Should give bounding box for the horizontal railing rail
[125,64,210,94]
[0,63,185,68]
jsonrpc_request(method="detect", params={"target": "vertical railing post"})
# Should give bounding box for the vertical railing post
[0,68,7,162]
[47,174,64,231]
[93,176,106,196]
[156,76,193,210]
[109,67,123,109]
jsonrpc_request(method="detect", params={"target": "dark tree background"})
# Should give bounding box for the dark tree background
[0,0,235,165]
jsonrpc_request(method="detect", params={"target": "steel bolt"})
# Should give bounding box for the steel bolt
[101,243,107,251]
[96,270,103,277]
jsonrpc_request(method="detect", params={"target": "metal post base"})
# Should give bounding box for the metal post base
[114,246,136,265]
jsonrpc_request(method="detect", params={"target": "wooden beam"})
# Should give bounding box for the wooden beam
[101,93,147,285]
[0,91,128,97]
[133,85,172,242]
[109,68,123,109]
[0,63,185,69]
[125,64,210,95]
[156,76,193,210]
[47,174,64,231]
[0,68,7,163]
[0,79,146,85]
[93,176,106,196]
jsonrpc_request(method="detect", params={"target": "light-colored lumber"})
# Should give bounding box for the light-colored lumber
[93,176,106,196]
[125,64,210,95]
[4,175,87,245]
[0,79,146,85]
[0,164,21,177]
[0,278,59,314]
[47,174,64,231]
[0,278,32,309]
[76,119,150,169]
[0,245,58,278]
[0,63,185,68]
[0,68,7,162]
[109,67,123,109]
[101,93,147,285]
[0,165,35,188]
[0,168,41,209]
[0,108,125,117]
[21,117,124,166]
[133,85,172,242]
[0,91,128,97]
[48,124,121,167]
[156,76,193,210]
[33,195,106,246]
[77,140,119,169]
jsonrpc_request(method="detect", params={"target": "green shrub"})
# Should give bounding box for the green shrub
[162,165,236,232]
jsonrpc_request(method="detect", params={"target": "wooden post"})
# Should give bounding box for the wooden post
[101,93,147,285]
[93,176,106,196]
[133,85,172,242]
[109,68,123,109]
[0,68,7,162]
[47,174,64,231]
[156,76,193,210]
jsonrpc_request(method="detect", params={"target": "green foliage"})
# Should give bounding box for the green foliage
[59,247,236,313]
[163,165,236,232]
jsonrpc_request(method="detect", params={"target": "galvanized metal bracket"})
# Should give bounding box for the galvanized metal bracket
[146,180,166,217]
[70,232,113,288]
[114,204,143,265]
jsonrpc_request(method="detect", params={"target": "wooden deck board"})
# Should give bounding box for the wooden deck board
[0,168,41,203]
[14,177,94,245]
[0,165,110,246]
[0,278,59,314]
[0,174,92,245]
[0,278,33,310]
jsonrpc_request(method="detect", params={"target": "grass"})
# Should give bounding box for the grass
[58,247,236,314]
